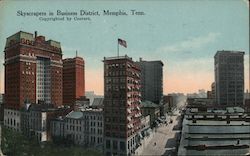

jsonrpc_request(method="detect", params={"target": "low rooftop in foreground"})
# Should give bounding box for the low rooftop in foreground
[178,108,250,156]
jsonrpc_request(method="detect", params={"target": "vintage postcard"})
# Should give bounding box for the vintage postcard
[0,0,249,156]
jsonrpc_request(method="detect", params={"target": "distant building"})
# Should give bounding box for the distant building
[245,99,250,112]
[244,90,250,112]
[141,101,160,126]
[63,56,85,106]
[207,91,212,99]
[51,108,103,148]
[136,58,163,104]
[215,51,245,106]
[244,91,250,100]
[167,93,186,109]
[4,31,63,109]
[162,95,174,112]
[85,91,104,105]
[211,82,215,99]
[91,98,104,109]
[187,89,207,98]
[187,98,215,107]
[103,56,142,156]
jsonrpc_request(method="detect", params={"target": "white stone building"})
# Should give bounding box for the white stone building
[51,108,103,148]
[20,103,70,142]
[4,108,21,132]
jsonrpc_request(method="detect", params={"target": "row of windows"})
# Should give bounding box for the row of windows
[105,71,127,77]
[66,117,103,125]
[105,117,126,123]
[22,71,35,75]
[106,63,126,69]
[67,125,82,131]
[5,118,20,128]
[105,62,138,70]
[84,115,102,121]
[5,110,20,116]
[64,124,103,135]
[25,62,32,65]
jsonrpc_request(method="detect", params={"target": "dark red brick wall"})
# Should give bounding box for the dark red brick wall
[4,32,63,109]
[63,57,85,106]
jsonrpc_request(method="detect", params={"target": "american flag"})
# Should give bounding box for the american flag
[118,38,127,48]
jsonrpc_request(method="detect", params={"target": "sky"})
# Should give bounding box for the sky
[0,0,249,95]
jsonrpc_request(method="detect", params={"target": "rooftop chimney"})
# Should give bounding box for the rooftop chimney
[35,31,37,38]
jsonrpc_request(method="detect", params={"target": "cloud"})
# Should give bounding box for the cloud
[158,32,221,53]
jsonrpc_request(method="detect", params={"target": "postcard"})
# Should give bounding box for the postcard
[0,0,249,156]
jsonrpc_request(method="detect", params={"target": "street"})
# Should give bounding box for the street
[140,111,181,156]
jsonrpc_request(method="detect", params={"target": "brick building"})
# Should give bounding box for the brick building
[162,95,174,112]
[4,31,63,109]
[63,57,85,106]
[103,55,142,155]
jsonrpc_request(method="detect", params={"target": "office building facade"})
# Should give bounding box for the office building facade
[63,57,85,106]
[136,58,163,104]
[103,56,142,155]
[4,31,63,109]
[214,51,244,105]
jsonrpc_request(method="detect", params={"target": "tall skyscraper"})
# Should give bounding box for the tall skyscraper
[103,55,142,156]
[63,56,85,106]
[136,58,163,104]
[214,50,244,106]
[4,31,63,109]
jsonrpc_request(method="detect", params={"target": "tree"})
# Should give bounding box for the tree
[1,126,102,156]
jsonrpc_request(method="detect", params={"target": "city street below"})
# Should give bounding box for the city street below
[140,110,181,156]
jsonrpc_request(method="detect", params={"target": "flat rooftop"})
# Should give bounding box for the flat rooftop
[178,113,250,156]
[103,55,132,61]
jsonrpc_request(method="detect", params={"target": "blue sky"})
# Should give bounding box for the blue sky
[0,0,249,95]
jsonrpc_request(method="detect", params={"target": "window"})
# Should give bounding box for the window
[113,140,118,150]
[106,140,110,149]
[120,141,126,151]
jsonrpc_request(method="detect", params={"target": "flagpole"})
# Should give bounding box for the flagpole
[117,40,119,57]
